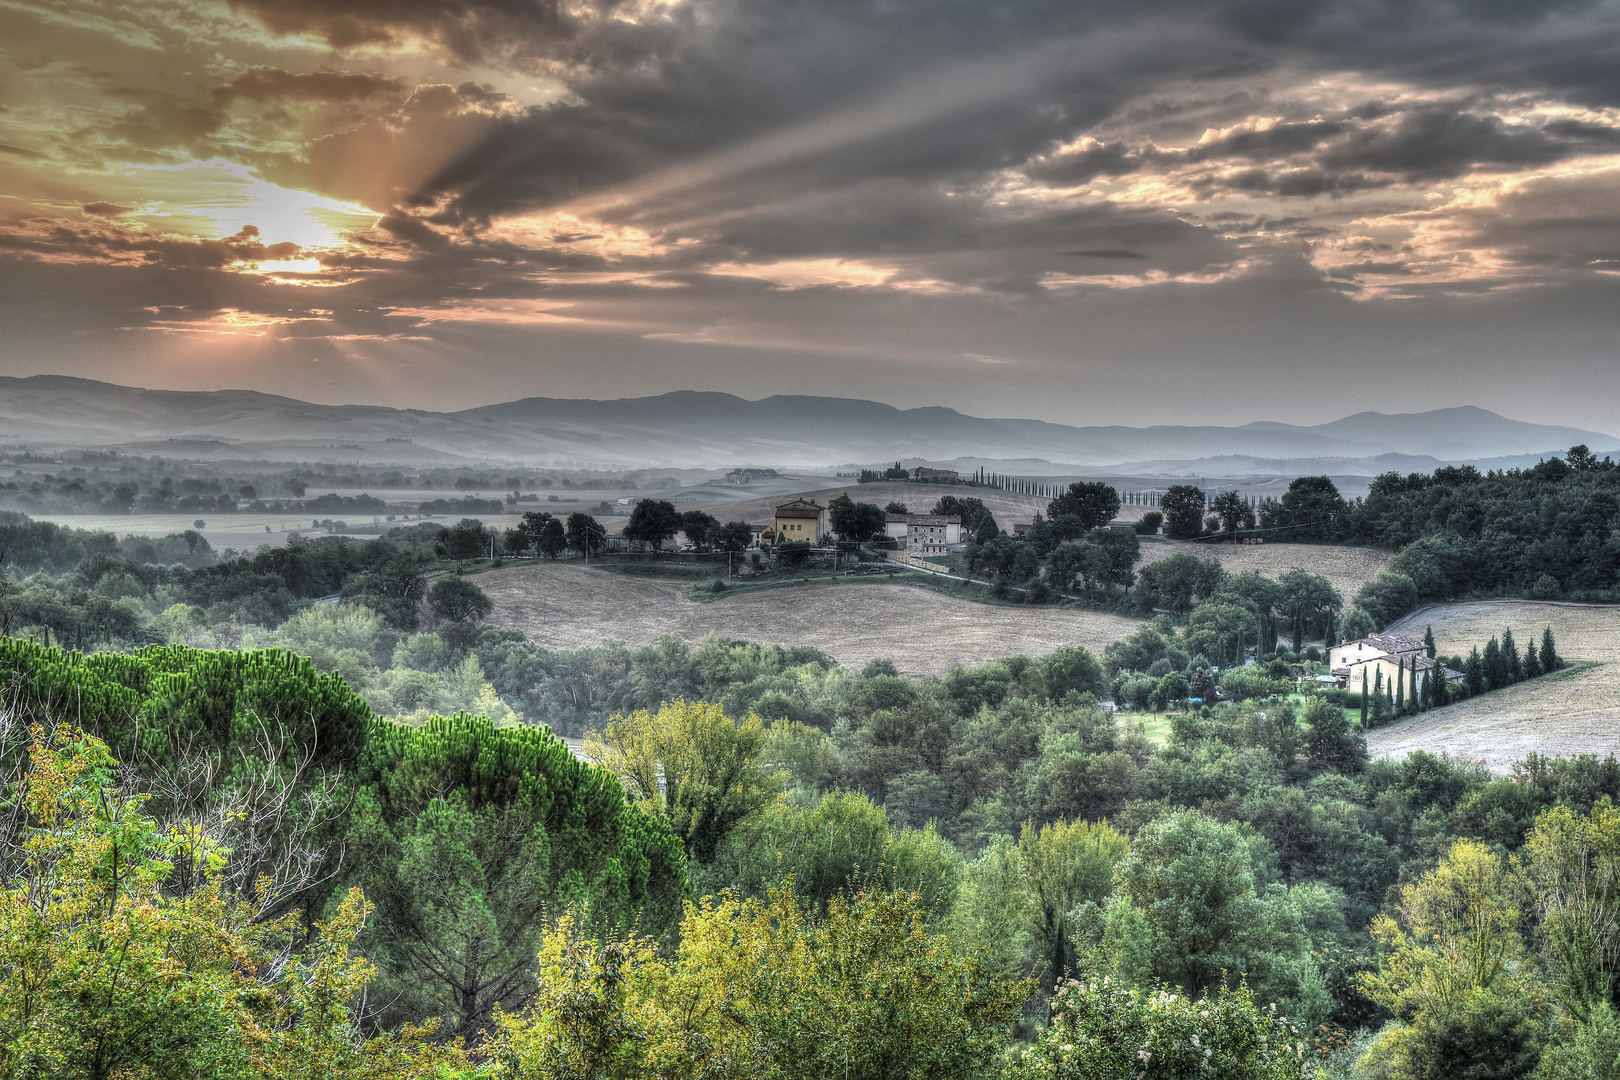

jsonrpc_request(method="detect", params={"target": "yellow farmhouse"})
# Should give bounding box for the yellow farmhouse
[773,499,829,543]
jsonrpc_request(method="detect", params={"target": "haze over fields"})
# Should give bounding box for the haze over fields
[3,376,1614,472]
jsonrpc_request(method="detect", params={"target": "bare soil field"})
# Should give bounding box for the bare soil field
[705,481,1054,529]
[479,562,1144,676]
[1368,600,1620,772]
[1137,540,1391,602]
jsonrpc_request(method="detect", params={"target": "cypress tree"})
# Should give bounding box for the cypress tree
[1423,625,1436,659]
[1503,628,1522,682]
[1394,658,1406,713]
[1541,626,1560,671]
[1466,647,1484,695]
[1361,668,1369,725]
[1524,640,1543,678]
[1483,636,1504,690]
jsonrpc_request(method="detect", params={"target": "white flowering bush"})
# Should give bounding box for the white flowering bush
[1010,977,1311,1080]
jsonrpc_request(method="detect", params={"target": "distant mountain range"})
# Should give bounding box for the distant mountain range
[1,375,1614,472]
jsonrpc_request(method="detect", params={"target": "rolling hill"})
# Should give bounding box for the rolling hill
[1,375,1613,470]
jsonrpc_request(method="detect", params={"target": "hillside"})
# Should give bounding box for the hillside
[1,375,1613,470]
[1366,601,1620,772]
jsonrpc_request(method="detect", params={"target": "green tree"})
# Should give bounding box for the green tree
[713,520,754,553]
[672,886,1031,1080]
[1262,475,1347,541]
[624,499,681,552]
[1158,485,1208,540]
[1137,553,1226,613]
[1019,818,1128,991]
[1114,809,1268,997]
[679,510,719,550]
[438,521,487,566]
[565,512,605,556]
[1278,569,1343,645]
[828,494,888,544]
[1543,626,1562,672]
[1012,979,1308,1080]
[351,715,685,1037]
[1303,694,1366,773]
[585,699,777,864]
[1135,509,1163,535]
[884,501,909,515]
[1211,489,1256,534]
[1341,604,1376,642]
[0,725,465,1080]
[428,575,494,625]
[1514,799,1620,1019]
[1049,482,1122,533]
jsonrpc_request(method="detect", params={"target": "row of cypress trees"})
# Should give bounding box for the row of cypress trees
[1358,624,1561,725]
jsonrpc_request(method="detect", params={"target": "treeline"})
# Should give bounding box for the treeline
[0,457,687,515]
[1261,446,1620,605]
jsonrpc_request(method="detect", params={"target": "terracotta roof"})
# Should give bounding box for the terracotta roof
[775,506,822,519]
[906,515,959,525]
[1361,633,1426,655]
[775,499,826,511]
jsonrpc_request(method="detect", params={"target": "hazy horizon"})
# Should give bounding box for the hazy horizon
[4,0,1620,429]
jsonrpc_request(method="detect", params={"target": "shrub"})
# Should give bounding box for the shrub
[1011,978,1309,1080]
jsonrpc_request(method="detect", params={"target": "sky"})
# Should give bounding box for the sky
[2,0,1619,429]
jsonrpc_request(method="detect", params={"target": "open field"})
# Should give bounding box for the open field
[1367,600,1620,772]
[479,562,1144,676]
[1137,540,1391,603]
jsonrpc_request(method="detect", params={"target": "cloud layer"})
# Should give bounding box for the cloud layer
[2,0,1619,430]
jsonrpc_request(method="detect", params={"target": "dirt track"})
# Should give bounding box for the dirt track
[1367,600,1620,773]
[479,563,1144,675]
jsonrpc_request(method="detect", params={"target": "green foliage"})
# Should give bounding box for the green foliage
[1049,482,1123,535]
[585,699,778,864]
[707,790,963,918]
[1012,978,1310,1080]
[624,499,681,550]
[1159,485,1209,540]
[0,725,466,1080]
[1304,696,1367,774]
[429,575,494,624]
[827,494,888,543]
[354,712,687,1035]
[1138,554,1226,614]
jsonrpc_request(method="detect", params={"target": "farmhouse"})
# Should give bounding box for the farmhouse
[1328,632,1426,673]
[883,513,963,552]
[912,467,960,483]
[773,499,828,543]
[906,514,961,554]
[1330,632,1462,700]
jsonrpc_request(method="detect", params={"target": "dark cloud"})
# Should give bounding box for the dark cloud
[1318,107,1620,179]
[213,67,408,104]
[81,202,131,216]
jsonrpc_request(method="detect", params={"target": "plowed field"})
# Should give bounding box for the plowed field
[479,562,1144,675]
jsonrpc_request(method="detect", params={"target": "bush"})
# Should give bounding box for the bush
[1136,510,1163,535]
[1012,978,1309,1080]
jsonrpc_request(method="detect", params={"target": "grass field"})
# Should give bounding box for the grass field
[1367,600,1620,773]
[479,562,1145,676]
